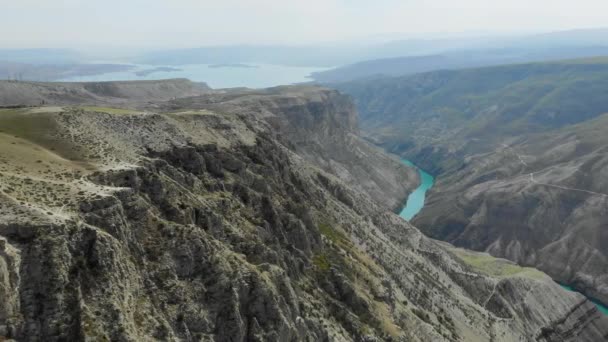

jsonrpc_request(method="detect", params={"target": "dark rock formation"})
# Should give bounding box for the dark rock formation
[0,86,607,341]
[334,58,608,310]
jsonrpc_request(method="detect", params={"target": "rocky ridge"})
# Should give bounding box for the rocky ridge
[0,83,607,341]
[333,59,608,310]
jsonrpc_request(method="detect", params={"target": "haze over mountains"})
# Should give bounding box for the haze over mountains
[5,0,608,339]
[3,27,608,85]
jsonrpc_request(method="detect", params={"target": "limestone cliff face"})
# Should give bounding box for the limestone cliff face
[0,85,607,341]
[164,86,419,211]
[409,114,608,308]
[334,62,608,310]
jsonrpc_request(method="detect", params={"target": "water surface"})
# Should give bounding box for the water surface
[398,159,435,220]
[397,159,608,317]
[59,63,328,89]
[560,284,608,315]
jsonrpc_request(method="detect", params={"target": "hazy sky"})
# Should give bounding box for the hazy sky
[3,0,608,48]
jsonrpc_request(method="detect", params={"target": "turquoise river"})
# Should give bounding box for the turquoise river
[560,285,608,315]
[397,158,608,316]
[398,159,434,221]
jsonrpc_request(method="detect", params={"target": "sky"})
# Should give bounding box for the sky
[2,0,608,48]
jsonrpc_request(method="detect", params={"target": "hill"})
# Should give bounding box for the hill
[1,82,606,340]
[334,57,608,308]
[313,47,608,83]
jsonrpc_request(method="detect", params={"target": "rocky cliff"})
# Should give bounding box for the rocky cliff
[0,84,607,341]
[411,113,608,308]
[334,59,608,310]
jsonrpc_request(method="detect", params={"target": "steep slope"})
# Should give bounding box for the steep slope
[334,58,608,309]
[162,86,419,211]
[1,88,607,341]
[412,114,608,307]
[337,58,608,164]
[313,47,608,83]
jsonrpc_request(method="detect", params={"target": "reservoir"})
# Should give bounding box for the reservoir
[59,63,328,89]
[398,159,435,220]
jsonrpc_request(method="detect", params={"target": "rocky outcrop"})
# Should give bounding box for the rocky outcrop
[0,88,607,341]
[163,86,419,211]
[408,114,608,308]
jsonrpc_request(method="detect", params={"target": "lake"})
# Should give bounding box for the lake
[398,159,435,220]
[58,63,328,89]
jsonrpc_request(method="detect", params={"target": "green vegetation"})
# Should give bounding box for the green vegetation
[451,248,545,279]
[312,253,331,272]
[80,106,139,115]
[318,221,350,245]
[0,108,82,160]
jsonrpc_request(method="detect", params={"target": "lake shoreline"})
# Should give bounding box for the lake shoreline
[58,63,328,89]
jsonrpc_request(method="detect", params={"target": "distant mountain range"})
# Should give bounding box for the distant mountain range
[311,46,608,82]
[1,80,607,340]
[3,28,608,82]
[136,28,608,70]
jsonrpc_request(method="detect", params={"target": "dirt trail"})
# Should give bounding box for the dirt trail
[502,143,608,198]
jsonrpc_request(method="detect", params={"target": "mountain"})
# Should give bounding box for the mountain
[0,79,210,106]
[366,28,608,59]
[1,80,606,341]
[313,28,608,83]
[162,86,418,211]
[312,47,608,83]
[333,57,608,310]
[135,29,608,71]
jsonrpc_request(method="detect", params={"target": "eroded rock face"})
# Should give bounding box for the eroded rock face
[335,63,608,311]
[410,123,608,308]
[0,237,20,338]
[0,86,607,341]
[163,86,419,212]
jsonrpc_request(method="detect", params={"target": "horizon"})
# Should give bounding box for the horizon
[3,0,608,48]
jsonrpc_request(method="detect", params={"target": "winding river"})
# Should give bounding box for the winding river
[398,159,434,221]
[560,285,608,315]
[397,158,608,315]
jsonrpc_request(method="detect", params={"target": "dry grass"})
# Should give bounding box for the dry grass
[79,106,140,115]
[0,108,116,220]
[450,247,545,280]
